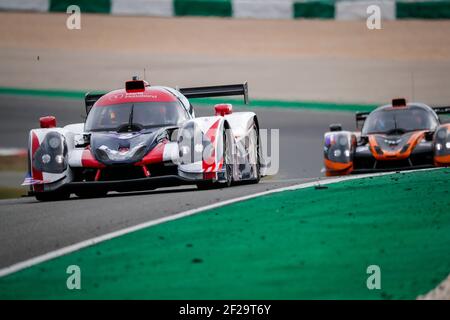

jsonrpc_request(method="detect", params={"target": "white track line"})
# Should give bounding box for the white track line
[0,168,439,278]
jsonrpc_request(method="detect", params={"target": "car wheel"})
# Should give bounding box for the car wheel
[249,123,261,184]
[75,191,108,199]
[222,126,233,187]
[35,191,70,202]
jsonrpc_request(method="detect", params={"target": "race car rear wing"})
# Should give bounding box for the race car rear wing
[355,111,370,130]
[179,82,249,104]
[85,92,106,115]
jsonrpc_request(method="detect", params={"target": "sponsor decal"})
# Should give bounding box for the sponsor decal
[356,145,369,152]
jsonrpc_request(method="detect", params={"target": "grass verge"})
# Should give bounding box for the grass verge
[0,169,449,299]
[0,86,377,112]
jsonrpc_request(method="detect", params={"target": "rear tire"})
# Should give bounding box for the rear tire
[249,123,261,184]
[35,191,70,202]
[75,191,108,199]
[222,126,233,187]
[236,123,261,186]
[196,181,216,190]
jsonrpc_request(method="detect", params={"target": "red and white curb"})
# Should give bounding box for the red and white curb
[0,148,27,157]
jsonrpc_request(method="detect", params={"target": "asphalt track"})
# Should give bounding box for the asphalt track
[0,95,355,269]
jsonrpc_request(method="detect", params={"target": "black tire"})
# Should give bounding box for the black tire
[196,181,216,190]
[75,191,108,199]
[35,191,70,202]
[250,123,261,184]
[222,126,233,187]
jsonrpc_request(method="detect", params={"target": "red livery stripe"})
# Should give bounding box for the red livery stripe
[202,119,221,173]
[205,119,220,143]
[81,148,105,168]
[136,142,166,165]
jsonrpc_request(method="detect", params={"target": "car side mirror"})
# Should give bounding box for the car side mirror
[214,104,233,116]
[329,124,342,132]
[40,116,57,128]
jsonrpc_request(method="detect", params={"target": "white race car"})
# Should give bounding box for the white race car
[23,78,262,201]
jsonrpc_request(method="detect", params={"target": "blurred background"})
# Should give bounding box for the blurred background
[1,0,450,102]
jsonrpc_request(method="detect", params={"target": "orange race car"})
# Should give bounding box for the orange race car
[323,98,450,176]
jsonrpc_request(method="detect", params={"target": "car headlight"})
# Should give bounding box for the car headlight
[42,154,51,164]
[338,136,347,146]
[33,132,67,173]
[436,128,447,140]
[55,155,64,164]
[333,149,350,158]
[48,136,61,149]
[178,122,204,164]
[434,127,449,156]
[344,149,350,157]
[325,132,353,163]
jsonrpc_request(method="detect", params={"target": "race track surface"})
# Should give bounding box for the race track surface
[0,95,355,268]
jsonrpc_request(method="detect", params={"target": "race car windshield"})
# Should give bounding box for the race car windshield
[362,106,438,135]
[85,102,188,132]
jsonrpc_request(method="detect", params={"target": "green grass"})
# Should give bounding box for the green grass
[174,0,232,17]
[0,169,449,299]
[0,187,27,200]
[0,86,377,113]
[0,156,27,172]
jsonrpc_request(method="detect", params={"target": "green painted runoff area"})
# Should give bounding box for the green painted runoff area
[0,169,449,299]
[0,87,377,112]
